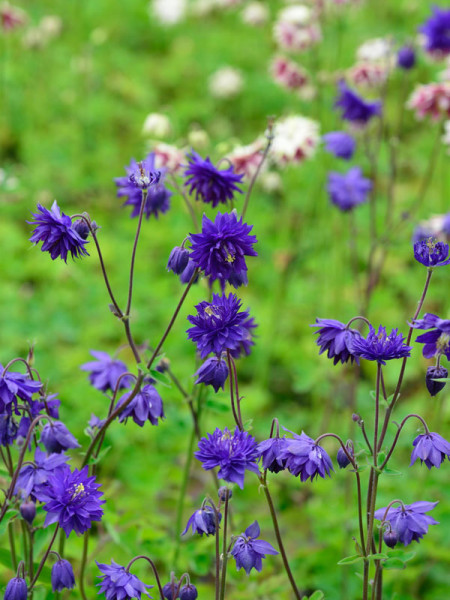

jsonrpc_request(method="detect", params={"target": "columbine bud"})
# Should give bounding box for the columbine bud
[218,486,232,501]
[51,559,75,592]
[194,357,229,392]
[425,365,448,396]
[167,246,190,275]
[72,219,90,240]
[397,46,416,70]
[20,500,36,524]
[5,578,27,600]
[383,529,399,548]
[162,582,180,599]
[352,413,361,423]
[336,443,353,469]
[179,584,198,600]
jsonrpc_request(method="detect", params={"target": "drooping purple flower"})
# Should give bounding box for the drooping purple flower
[410,432,450,469]
[116,384,164,427]
[15,446,70,499]
[4,577,27,600]
[419,7,450,57]
[97,560,153,600]
[311,318,363,365]
[257,437,289,473]
[0,413,18,446]
[28,201,89,262]
[51,559,75,592]
[189,212,257,286]
[40,421,80,454]
[412,313,450,360]
[80,351,132,393]
[37,465,104,537]
[327,167,372,212]
[179,584,198,600]
[280,431,333,482]
[337,442,354,469]
[19,500,36,524]
[195,427,260,489]
[162,582,180,600]
[179,258,199,285]
[374,501,439,546]
[334,81,382,125]
[184,151,243,207]
[218,486,232,501]
[425,365,448,396]
[323,131,356,160]
[0,364,42,415]
[413,239,450,267]
[182,506,220,536]
[167,246,190,275]
[397,46,416,69]
[350,325,412,365]
[231,521,278,574]
[194,356,229,392]
[187,293,256,359]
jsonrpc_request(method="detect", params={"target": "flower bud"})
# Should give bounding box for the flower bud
[336,443,353,469]
[397,46,416,70]
[195,357,229,392]
[20,500,36,524]
[180,584,198,600]
[5,577,27,600]
[162,582,180,599]
[425,365,448,396]
[167,246,190,275]
[383,529,399,548]
[218,486,232,501]
[51,559,75,591]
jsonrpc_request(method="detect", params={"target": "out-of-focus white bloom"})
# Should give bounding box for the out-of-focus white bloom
[142,113,172,138]
[443,120,450,152]
[39,15,63,39]
[227,138,265,178]
[407,83,450,121]
[357,38,392,63]
[274,5,321,52]
[241,2,269,26]
[188,127,210,149]
[0,168,19,191]
[348,62,388,88]
[209,66,244,98]
[152,142,185,173]
[271,55,309,91]
[151,0,187,25]
[90,27,108,45]
[278,5,313,25]
[260,171,283,194]
[298,84,317,100]
[271,115,320,166]
[217,0,244,7]
[191,0,219,17]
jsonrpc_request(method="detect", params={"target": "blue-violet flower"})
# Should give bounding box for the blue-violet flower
[410,432,450,469]
[311,318,363,365]
[374,501,438,546]
[327,167,372,212]
[80,351,132,393]
[334,81,382,125]
[184,151,243,207]
[323,131,356,160]
[97,560,153,600]
[350,325,412,365]
[51,559,75,592]
[231,521,278,574]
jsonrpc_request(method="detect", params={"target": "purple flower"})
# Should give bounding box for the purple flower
[37,465,104,537]
[51,559,75,592]
[15,446,70,499]
[187,293,256,359]
[280,431,333,482]
[323,131,356,160]
[0,364,42,415]
[28,201,89,262]
[257,437,288,473]
[81,351,132,393]
[179,584,198,600]
[350,325,412,365]
[40,421,80,454]
[337,443,354,469]
[19,500,36,524]
[97,560,153,600]
[231,521,278,574]
[311,318,363,365]
[334,81,382,125]
[184,151,243,207]
[179,258,199,285]
[374,501,439,546]
[162,582,180,599]
[182,506,220,536]
[412,224,434,245]
[115,153,161,191]
[412,313,450,360]
[413,239,450,267]
[195,427,260,489]
[194,356,229,392]
[123,185,172,220]
[410,432,450,469]
[116,384,164,427]
[327,167,372,212]
[0,413,18,446]
[419,7,450,57]
[4,578,27,600]
[425,365,448,396]
[167,246,190,275]
[397,46,416,69]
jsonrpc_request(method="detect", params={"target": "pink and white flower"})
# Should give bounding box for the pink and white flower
[407,82,450,121]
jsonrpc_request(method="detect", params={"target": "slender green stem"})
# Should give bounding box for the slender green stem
[219,492,230,600]
[374,365,382,467]
[241,120,274,220]
[214,505,221,600]
[380,413,430,470]
[355,472,366,555]
[79,532,90,600]
[29,525,59,589]
[125,190,148,317]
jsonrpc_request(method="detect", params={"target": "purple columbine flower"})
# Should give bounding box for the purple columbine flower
[184,151,243,207]
[410,432,450,469]
[327,167,372,212]
[195,427,260,489]
[311,318,363,365]
[413,239,450,267]
[179,258,199,285]
[231,521,278,574]
[187,293,256,359]
[4,577,27,600]
[189,212,257,287]
[412,313,450,360]
[37,465,104,537]
[80,350,133,393]
[15,446,70,499]
[350,325,412,365]
[96,560,153,600]
[257,437,289,473]
[280,431,333,482]
[419,7,450,57]
[51,559,75,592]
[182,506,220,536]
[28,201,89,262]
[323,131,356,160]
[0,364,42,415]
[425,365,448,396]
[0,413,18,446]
[412,224,434,245]
[397,46,416,69]
[374,501,439,546]
[167,246,190,275]
[116,384,164,427]
[40,421,80,454]
[116,153,162,191]
[179,584,198,600]
[334,81,382,126]
[194,356,229,392]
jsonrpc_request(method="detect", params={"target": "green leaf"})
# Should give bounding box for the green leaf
[386,549,416,562]
[148,368,171,387]
[88,445,112,465]
[0,509,18,536]
[383,467,403,476]
[307,592,325,600]
[367,553,388,561]
[382,558,406,570]
[337,554,364,565]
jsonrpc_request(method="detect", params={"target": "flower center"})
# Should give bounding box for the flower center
[71,483,85,500]
[436,333,450,352]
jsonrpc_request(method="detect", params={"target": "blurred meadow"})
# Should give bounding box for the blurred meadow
[1,0,449,598]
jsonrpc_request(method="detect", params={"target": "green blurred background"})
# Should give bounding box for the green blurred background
[1,1,449,598]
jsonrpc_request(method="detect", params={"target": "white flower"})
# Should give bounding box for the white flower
[260,171,283,194]
[277,5,313,26]
[241,2,269,26]
[273,5,321,52]
[209,67,244,98]
[39,15,63,39]
[142,113,172,138]
[356,38,393,63]
[150,0,187,25]
[271,115,320,166]
[188,127,210,149]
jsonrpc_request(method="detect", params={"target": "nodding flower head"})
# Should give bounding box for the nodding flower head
[231,521,278,574]
[414,239,450,267]
[374,501,439,546]
[410,432,450,469]
[311,318,362,365]
[412,313,450,360]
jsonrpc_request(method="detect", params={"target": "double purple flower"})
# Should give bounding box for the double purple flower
[311,318,362,365]
[280,431,333,482]
[231,521,278,574]
[374,501,438,546]
[410,432,450,469]
[412,313,450,360]
[184,151,243,207]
